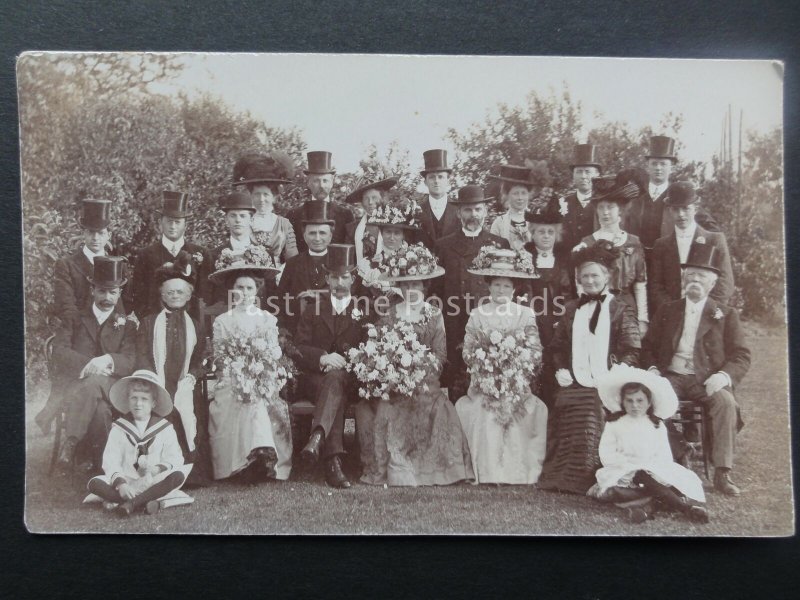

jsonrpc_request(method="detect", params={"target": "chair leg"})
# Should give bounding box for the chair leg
[702,405,712,480]
[49,410,63,475]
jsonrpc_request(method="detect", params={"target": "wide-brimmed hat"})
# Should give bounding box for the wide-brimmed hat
[157,191,191,219]
[646,135,678,163]
[79,199,112,230]
[374,242,444,282]
[571,144,602,170]
[368,197,423,230]
[420,149,453,177]
[664,181,700,208]
[87,256,128,288]
[590,175,640,206]
[572,239,618,271]
[109,370,173,417]
[344,176,399,204]
[207,264,275,286]
[450,184,493,205]
[681,242,722,275]
[232,152,295,186]
[154,250,198,288]
[208,246,280,285]
[322,244,358,275]
[467,246,539,279]
[301,200,336,226]
[303,151,336,175]
[219,191,256,214]
[597,363,678,420]
[488,164,534,188]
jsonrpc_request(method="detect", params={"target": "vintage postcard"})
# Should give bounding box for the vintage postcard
[19,52,791,535]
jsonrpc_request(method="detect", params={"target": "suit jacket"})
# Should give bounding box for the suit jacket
[550,296,641,375]
[287,199,354,254]
[51,304,137,383]
[294,295,371,374]
[547,192,597,253]
[433,229,510,303]
[417,194,460,249]
[641,298,750,387]
[53,248,126,323]
[274,251,331,333]
[135,311,207,386]
[131,240,211,320]
[649,225,735,314]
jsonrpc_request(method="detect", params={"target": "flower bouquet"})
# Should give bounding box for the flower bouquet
[215,244,279,271]
[346,319,439,402]
[463,325,543,429]
[373,241,440,279]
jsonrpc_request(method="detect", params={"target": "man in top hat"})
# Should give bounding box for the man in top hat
[344,175,398,267]
[53,199,123,323]
[294,244,372,489]
[547,144,602,254]
[434,185,510,400]
[208,190,258,306]
[131,191,211,321]
[49,256,137,472]
[642,244,750,496]
[416,149,461,248]
[649,181,734,316]
[287,151,354,254]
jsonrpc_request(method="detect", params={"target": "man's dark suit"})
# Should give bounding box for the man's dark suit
[131,240,212,320]
[295,295,371,457]
[287,199,354,254]
[546,191,597,254]
[417,195,460,250]
[649,226,735,315]
[53,248,126,323]
[274,251,330,333]
[642,298,750,468]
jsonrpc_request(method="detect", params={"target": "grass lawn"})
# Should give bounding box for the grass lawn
[24,328,794,536]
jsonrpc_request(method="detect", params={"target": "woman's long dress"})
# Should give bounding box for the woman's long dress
[455,301,548,484]
[208,308,292,480]
[356,305,474,486]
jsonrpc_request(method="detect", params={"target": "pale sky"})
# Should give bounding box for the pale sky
[152,53,783,174]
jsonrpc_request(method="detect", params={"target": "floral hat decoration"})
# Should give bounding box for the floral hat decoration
[208,244,280,285]
[154,250,202,288]
[368,196,423,230]
[374,241,444,282]
[467,244,539,279]
[596,363,679,420]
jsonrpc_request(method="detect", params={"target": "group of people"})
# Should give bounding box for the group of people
[37,137,750,524]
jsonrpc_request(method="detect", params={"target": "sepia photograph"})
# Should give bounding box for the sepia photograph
[18,52,791,535]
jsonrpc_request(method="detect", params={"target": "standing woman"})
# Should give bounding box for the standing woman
[537,243,641,494]
[489,165,535,251]
[206,256,293,483]
[344,176,398,268]
[576,175,649,335]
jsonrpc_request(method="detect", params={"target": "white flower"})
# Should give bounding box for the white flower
[351,308,363,321]
[252,338,267,351]
[696,236,706,244]
[489,330,503,345]
[368,327,378,338]
[713,307,724,320]
[559,197,569,216]
[400,353,413,368]
[113,316,127,330]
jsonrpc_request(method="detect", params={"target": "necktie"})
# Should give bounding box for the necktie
[172,243,179,256]
[578,293,607,334]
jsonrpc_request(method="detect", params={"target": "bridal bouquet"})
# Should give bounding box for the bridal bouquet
[347,319,439,402]
[215,244,279,271]
[463,325,543,429]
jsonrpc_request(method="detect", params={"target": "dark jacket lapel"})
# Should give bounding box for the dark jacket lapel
[696,297,717,343]
[81,309,100,343]
[319,295,336,334]
[669,299,686,352]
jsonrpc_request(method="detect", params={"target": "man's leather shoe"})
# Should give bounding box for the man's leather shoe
[300,429,325,465]
[714,469,741,496]
[57,437,78,468]
[325,456,351,489]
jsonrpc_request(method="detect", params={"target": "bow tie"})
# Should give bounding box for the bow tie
[578,293,607,334]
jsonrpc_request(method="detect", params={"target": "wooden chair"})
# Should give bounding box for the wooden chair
[674,399,712,480]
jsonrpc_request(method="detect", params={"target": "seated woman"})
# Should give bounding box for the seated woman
[537,243,641,494]
[455,247,548,484]
[590,364,708,524]
[356,245,473,486]
[85,370,192,517]
[206,258,293,483]
[575,175,649,334]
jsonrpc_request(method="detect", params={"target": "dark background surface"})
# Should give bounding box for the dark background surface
[1,1,798,597]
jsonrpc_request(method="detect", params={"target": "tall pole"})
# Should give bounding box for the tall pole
[737,109,743,237]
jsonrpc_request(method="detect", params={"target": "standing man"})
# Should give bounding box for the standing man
[208,190,257,306]
[649,181,735,315]
[131,190,211,321]
[642,244,750,496]
[434,185,510,400]
[288,151,354,253]
[548,143,601,254]
[417,149,460,249]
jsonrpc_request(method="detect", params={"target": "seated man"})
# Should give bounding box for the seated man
[642,244,751,496]
[294,244,371,489]
[52,256,137,473]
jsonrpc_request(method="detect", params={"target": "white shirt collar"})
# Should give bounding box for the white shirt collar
[462,228,481,238]
[675,222,697,239]
[308,249,328,257]
[429,194,447,207]
[331,295,352,314]
[685,295,708,315]
[92,303,114,325]
[82,245,104,264]
[162,235,185,256]
[576,190,592,204]
[229,236,251,252]
[649,181,668,199]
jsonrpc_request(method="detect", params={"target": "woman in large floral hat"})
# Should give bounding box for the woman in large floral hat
[454,246,548,484]
[206,248,294,484]
[353,245,474,486]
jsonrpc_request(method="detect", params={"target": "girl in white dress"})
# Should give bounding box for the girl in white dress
[590,364,709,523]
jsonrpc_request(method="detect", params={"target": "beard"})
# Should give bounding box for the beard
[462,217,483,231]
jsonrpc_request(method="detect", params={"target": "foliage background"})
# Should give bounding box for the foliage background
[19,54,785,383]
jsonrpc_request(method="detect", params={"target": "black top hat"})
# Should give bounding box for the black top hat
[218,191,256,213]
[488,165,534,188]
[323,244,358,274]
[571,144,602,170]
[572,239,618,271]
[303,151,336,175]
[420,149,453,177]
[451,184,493,205]
[344,176,399,204]
[87,256,128,288]
[154,251,197,288]
[646,135,678,162]
[80,199,112,230]
[525,206,561,226]
[301,200,336,226]
[158,190,190,219]
[682,243,722,275]
[664,181,699,208]
[232,152,295,187]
